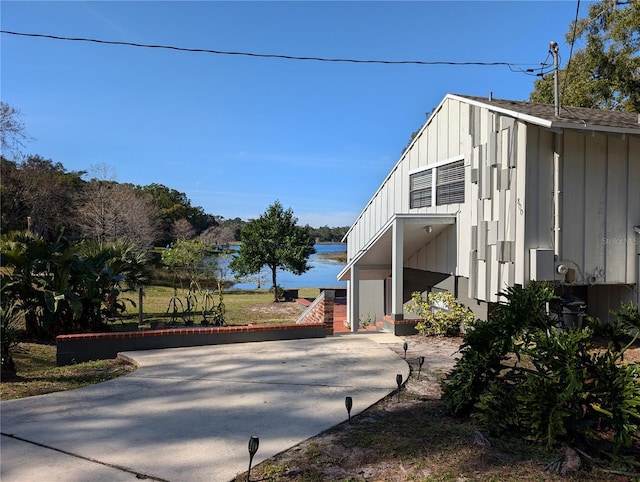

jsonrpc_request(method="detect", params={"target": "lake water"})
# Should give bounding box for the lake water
[222,243,347,290]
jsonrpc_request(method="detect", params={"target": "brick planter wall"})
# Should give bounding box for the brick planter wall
[56,323,327,366]
[382,316,419,336]
[296,290,334,335]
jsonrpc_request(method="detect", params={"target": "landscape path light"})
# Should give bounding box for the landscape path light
[247,435,259,482]
[345,396,353,423]
[417,356,425,380]
[396,373,403,402]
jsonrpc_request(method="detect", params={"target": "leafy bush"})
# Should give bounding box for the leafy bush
[441,282,640,456]
[406,290,475,336]
[1,231,148,337]
[1,298,22,376]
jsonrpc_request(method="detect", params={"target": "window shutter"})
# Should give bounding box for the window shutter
[410,169,432,208]
[436,161,465,205]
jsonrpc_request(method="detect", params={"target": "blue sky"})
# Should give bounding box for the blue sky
[1,1,583,227]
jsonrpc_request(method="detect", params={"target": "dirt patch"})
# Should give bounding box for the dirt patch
[247,301,304,317]
[389,335,462,399]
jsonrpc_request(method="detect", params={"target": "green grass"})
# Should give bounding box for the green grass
[1,343,135,401]
[109,285,319,330]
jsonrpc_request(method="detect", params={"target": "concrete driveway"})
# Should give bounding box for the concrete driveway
[1,335,408,482]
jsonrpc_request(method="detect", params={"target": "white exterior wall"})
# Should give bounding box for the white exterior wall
[359,280,385,322]
[344,94,640,316]
[558,131,640,286]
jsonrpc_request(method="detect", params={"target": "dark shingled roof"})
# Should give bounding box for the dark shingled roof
[454,94,640,132]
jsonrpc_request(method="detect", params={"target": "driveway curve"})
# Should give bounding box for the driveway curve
[1,335,408,482]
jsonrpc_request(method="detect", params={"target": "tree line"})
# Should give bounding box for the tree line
[0,153,349,249]
[1,154,218,248]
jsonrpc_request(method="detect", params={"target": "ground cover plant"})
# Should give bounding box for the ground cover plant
[441,282,640,474]
[0,230,149,341]
[406,290,475,336]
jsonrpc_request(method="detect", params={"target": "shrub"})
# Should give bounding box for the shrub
[441,282,640,456]
[1,298,22,376]
[406,290,475,336]
[1,231,148,337]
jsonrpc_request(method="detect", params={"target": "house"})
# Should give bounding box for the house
[338,94,640,333]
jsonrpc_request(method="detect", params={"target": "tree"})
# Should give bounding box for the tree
[0,155,86,241]
[306,224,349,243]
[161,238,217,284]
[0,101,32,160]
[530,0,640,111]
[218,217,247,242]
[79,181,160,249]
[171,218,196,241]
[229,201,316,302]
[199,225,236,246]
[139,183,217,245]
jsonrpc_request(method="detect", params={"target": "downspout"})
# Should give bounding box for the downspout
[550,40,563,262]
[635,226,640,305]
[553,134,563,261]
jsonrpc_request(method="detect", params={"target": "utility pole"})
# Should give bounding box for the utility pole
[550,41,560,117]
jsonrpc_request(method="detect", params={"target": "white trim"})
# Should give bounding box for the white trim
[448,94,554,128]
[408,154,465,175]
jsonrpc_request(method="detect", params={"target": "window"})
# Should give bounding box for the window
[410,169,432,208]
[436,160,465,204]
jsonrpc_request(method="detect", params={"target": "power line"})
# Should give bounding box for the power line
[1,29,541,70]
[562,0,582,99]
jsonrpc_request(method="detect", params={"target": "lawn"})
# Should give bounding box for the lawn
[107,285,319,330]
[0,343,135,401]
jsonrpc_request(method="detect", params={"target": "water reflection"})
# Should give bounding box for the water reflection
[221,243,347,290]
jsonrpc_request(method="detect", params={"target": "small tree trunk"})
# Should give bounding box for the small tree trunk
[24,310,40,338]
[271,266,278,302]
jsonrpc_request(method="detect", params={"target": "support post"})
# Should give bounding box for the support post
[349,265,360,332]
[550,41,560,117]
[391,218,404,321]
[138,287,144,326]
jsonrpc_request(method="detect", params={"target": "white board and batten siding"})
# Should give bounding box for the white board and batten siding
[560,130,640,286]
[346,97,525,303]
[345,93,639,313]
[345,97,470,259]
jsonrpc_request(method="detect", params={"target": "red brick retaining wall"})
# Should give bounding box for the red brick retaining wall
[382,315,419,336]
[56,323,328,366]
[296,290,334,335]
